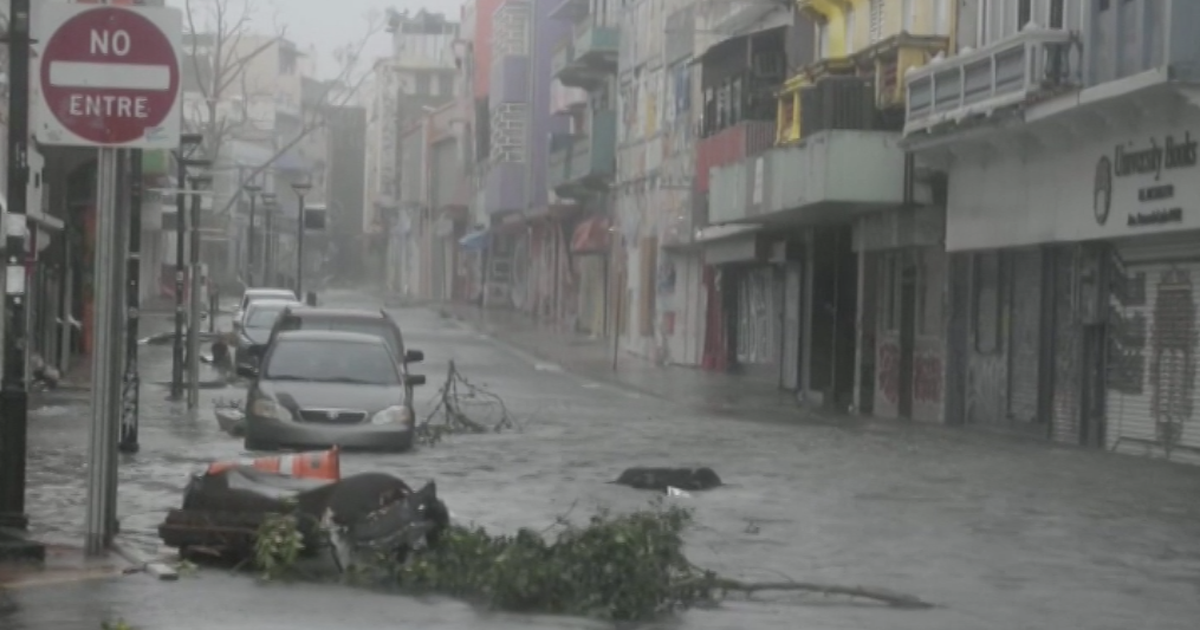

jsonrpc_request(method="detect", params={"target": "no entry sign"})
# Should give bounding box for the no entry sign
[34,4,182,149]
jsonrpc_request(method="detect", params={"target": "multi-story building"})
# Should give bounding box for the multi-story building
[373,9,459,294]
[548,0,619,336]
[904,0,1200,464]
[704,0,949,416]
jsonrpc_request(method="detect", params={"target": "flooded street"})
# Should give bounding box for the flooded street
[5,289,1200,630]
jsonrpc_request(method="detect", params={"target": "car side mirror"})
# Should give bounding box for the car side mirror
[404,349,424,363]
[237,364,259,379]
[405,374,426,387]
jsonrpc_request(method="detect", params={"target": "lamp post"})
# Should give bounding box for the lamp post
[243,182,261,285]
[170,134,207,401]
[260,192,277,283]
[291,179,312,296]
[186,174,213,411]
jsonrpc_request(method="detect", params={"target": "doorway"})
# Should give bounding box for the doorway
[898,261,917,418]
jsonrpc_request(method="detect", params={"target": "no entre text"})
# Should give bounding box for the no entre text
[67,94,151,119]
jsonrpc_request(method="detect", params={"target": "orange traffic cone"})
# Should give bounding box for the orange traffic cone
[206,447,340,481]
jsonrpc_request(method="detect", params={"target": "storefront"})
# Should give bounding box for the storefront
[696,225,782,383]
[936,92,1200,463]
[571,214,610,336]
[853,206,947,422]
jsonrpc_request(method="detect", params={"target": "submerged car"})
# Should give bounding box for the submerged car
[243,330,423,452]
[234,287,297,325]
[235,298,302,373]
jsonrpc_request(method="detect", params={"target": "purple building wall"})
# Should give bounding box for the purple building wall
[529,0,571,210]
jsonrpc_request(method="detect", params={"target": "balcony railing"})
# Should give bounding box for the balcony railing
[551,42,574,83]
[547,132,574,193]
[573,20,618,70]
[904,28,1077,135]
[568,110,616,183]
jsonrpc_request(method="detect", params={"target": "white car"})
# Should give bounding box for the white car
[234,287,298,328]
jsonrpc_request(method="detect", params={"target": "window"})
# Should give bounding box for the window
[869,0,884,42]
[246,303,292,329]
[977,0,991,45]
[416,72,431,95]
[1018,0,1032,30]
[702,86,715,136]
[716,81,730,129]
[844,7,856,53]
[902,0,914,33]
[816,20,830,59]
[264,339,400,385]
[934,0,950,35]
[730,78,742,125]
[1048,0,1064,28]
[972,252,1003,354]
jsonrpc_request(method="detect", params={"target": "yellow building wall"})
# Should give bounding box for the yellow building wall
[778,0,955,143]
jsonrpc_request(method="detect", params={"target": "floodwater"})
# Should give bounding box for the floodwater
[5,289,1200,630]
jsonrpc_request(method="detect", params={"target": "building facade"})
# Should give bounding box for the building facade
[905,0,1200,463]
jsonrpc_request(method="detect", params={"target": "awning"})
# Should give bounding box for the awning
[692,9,790,63]
[458,230,488,251]
[570,215,611,254]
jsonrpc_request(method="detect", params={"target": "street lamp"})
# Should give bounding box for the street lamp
[169,132,208,401]
[243,182,262,285]
[260,192,277,283]
[291,179,312,297]
[185,173,213,411]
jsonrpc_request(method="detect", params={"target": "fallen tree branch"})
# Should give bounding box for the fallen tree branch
[681,574,935,609]
[416,360,514,445]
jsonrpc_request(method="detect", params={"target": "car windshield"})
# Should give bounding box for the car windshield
[245,303,291,328]
[244,291,294,310]
[263,339,400,385]
[284,318,402,355]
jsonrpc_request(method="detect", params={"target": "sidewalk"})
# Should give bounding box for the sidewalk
[436,301,832,423]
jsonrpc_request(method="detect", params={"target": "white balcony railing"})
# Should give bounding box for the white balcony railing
[904,28,1077,136]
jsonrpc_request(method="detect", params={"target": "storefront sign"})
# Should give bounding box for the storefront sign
[946,118,1200,251]
[1094,132,1196,229]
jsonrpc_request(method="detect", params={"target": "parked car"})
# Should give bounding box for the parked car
[233,287,298,326]
[266,306,425,374]
[243,330,424,452]
[235,298,302,373]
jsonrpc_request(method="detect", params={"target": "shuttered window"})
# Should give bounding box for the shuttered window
[869,0,884,42]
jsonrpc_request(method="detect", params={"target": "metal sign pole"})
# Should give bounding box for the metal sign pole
[0,0,33,533]
[171,159,186,400]
[187,189,202,410]
[84,148,121,556]
[119,149,143,453]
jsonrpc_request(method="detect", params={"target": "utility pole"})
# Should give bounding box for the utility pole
[262,193,277,284]
[187,175,211,410]
[119,149,144,454]
[244,183,261,285]
[170,133,205,400]
[291,180,312,296]
[171,154,187,400]
[0,0,34,539]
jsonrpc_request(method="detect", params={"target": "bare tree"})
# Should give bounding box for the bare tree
[181,0,382,215]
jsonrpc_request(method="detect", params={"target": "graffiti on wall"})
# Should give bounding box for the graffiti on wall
[1107,259,1148,394]
[878,342,900,404]
[877,342,943,406]
[1149,267,1197,450]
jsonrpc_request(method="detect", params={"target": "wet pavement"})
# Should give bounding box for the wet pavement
[4,288,1200,629]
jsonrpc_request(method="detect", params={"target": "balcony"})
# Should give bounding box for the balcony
[546,132,574,195]
[555,20,618,89]
[904,28,1077,136]
[549,110,616,198]
[548,0,588,21]
[551,43,574,85]
[695,120,775,193]
[708,130,906,224]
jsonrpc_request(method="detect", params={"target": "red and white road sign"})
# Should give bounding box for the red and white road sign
[34,3,182,149]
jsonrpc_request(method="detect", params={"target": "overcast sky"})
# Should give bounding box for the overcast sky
[166,0,451,78]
